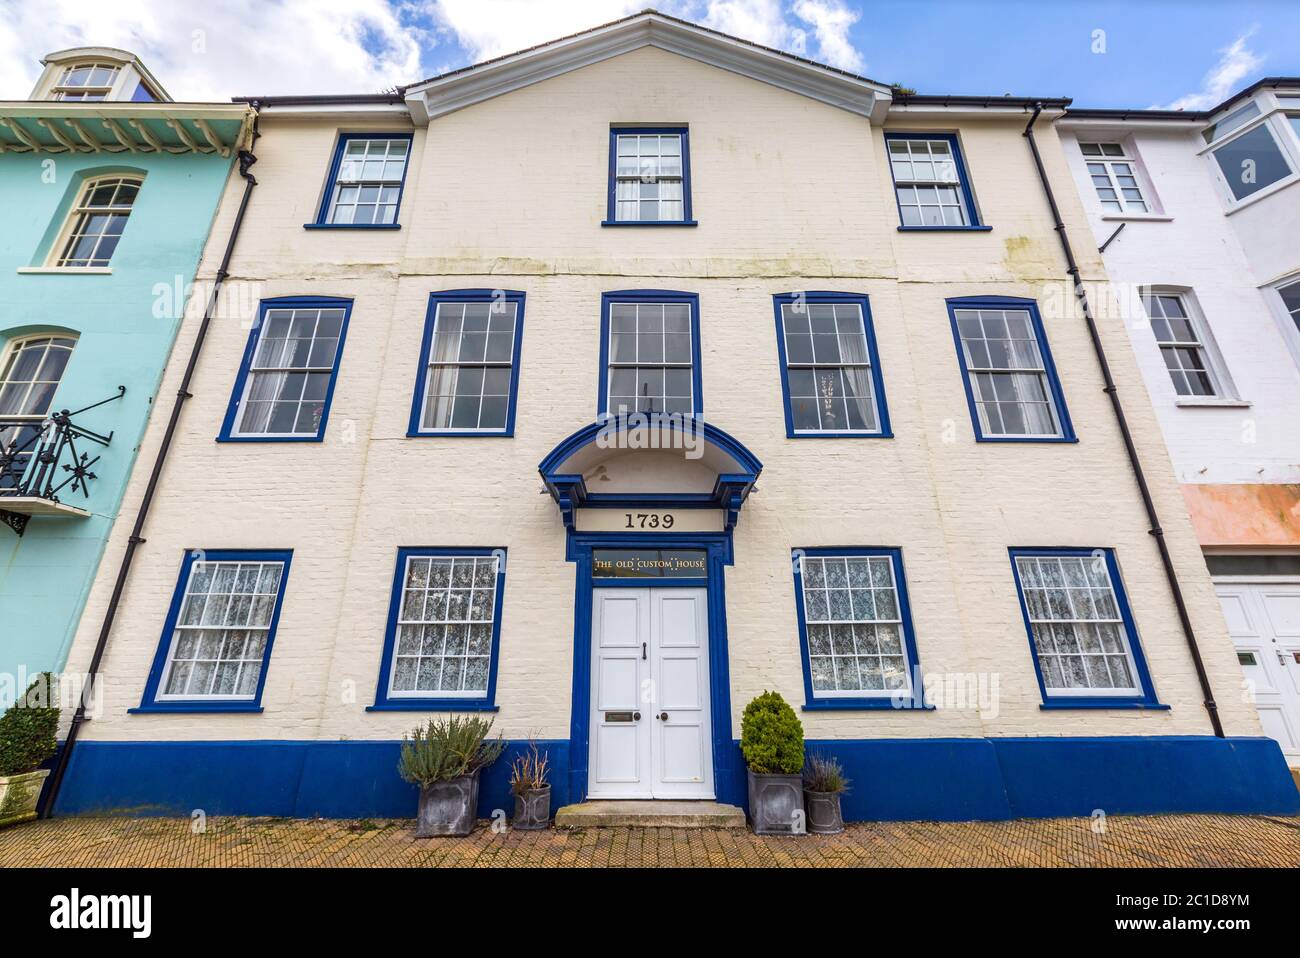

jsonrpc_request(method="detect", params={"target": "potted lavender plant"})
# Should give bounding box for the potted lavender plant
[399,715,504,837]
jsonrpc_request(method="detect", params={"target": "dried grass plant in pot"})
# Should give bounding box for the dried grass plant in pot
[509,738,551,830]
[802,754,850,834]
[399,715,504,837]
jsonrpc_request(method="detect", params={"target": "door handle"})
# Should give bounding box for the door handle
[642,642,646,660]
[658,712,669,721]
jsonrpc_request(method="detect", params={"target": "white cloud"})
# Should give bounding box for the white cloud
[1154,27,1264,111]
[791,0,863,72]
[0,0,870,101]
[0,0,425,100]
[427,0,866,76]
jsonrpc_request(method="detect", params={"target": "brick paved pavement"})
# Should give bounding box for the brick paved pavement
[1,813,1298,867]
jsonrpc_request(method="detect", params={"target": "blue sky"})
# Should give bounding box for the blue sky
[2,1,1296,107]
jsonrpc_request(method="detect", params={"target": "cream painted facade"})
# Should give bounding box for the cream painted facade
[51,15,1298,821]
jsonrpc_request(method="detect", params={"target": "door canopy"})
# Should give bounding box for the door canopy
[539,418,762,532]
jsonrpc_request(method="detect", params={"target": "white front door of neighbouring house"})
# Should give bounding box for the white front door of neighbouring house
[589,588,714,799]
[1216,581,1300,766]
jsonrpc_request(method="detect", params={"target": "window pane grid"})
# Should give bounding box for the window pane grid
[607,302,693,416]
[1144,295,1217,396]
[801,555,909,696]
[56,177,140,267]
[1016,555,1139,695]
[53,63,120,100]
[327,138,408,225]
[782,303,879,432]
[390,555,497,697]
[237,307,345,436]
[1081,143,1148,212]
[888,138,970,226]
[614,133,684,222]
[420,301,517,431]
[0,336,76,490]
[161,560,283,700]
[955,308,1061,437]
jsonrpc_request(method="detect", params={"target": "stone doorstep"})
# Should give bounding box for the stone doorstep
[554,800,747,829]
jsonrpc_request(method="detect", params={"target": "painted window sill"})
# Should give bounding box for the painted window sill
[897,225,992,232]
[1038,700,1169,711]
[16,266,112,275]
[129,703,265,714]
[216,435,326,443]
[975,435,1079,444]
[366,702,499,712]
[1100,213,1173,223]
[600,220,698,228]
[787,431,894,440]
[405,430,514,439]
[1173,397,1252,408]
[303,223,402,230]
[803,699,934,712]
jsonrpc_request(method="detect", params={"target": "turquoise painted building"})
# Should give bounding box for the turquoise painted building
[0,47,250,689]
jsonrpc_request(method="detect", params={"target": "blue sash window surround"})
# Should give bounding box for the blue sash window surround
[407,290,526,437]
[133,549,293,714]
[218,296,352,443]
[1010,547,1165,710]
[369,547,507,712]
[772,292,892,438]
[305,132,413,230]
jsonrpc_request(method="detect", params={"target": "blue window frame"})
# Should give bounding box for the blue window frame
[884,132,988,231]
[133,549,293,713]
[306,132,412,230]
[772,292,892,438]
[408,290,526,437]
[603,127,696,226]
[792,548,926,711]
[219,296,352,442]
[370,547,507,712]
[598,290,703,418]
[1009,547,1165,710]
[946,296,1075,443]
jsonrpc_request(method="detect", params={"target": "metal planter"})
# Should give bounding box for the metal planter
[746,769,805,835]
[803,788,845,834]
[512,785,551,830]
[415,770,481,837]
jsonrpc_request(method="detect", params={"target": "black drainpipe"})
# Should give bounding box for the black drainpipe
[1022,103,1223,737]
[41,108,263,816]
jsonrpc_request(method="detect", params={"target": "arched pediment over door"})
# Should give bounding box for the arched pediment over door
[538,417,762,534]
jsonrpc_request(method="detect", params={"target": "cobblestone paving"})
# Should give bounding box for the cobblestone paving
[2,813,1298,867]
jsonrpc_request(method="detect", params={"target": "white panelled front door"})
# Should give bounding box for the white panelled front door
[589,588,713,799]
[1216,581,1300,766]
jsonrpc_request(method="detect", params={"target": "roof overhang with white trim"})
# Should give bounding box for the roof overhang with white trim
[0,102,253,156]
[403,11,893,124]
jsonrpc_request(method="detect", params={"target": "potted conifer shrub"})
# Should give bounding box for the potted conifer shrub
[399,715,505,837]
[740,690,805,835]
[0,673,59,829]
[509,738,551,830]
[802,754,849,834]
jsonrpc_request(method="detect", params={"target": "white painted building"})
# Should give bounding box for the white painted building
[49,12,1298,821]
[1060,79,1300,769]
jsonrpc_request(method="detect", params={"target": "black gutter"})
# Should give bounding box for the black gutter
[1021,102,1223,737]
[1066,76,1300,122]
[892,93,1071,110]
[40,109,263,817]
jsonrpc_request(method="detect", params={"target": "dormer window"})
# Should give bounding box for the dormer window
[51,62,121,100]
